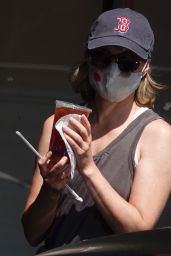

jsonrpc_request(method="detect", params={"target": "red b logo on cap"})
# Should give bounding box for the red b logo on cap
[114,16,130,33]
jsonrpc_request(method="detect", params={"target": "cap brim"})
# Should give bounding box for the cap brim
[88,36,149,59]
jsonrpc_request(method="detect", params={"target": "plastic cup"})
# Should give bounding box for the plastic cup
[49,100,92,166]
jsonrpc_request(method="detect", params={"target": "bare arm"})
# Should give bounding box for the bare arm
[64,116,171,233]
[21,115,70,246]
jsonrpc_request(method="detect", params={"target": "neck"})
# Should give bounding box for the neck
[89,94,139,128]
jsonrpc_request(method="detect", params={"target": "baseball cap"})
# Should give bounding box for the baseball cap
[88,8,154,59]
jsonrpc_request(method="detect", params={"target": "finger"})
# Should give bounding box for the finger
[80,114,91,135]
[38,152,53,178]
[47,156,70,178]
[68,116,89,141]
[48,158,71,181]
[50,156,69,172]
[38,151,52,165]
[63,127,85,150]
[64,133,88,156]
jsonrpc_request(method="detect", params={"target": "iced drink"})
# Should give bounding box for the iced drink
[49,100,92,167]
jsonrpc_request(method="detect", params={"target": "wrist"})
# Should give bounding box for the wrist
[81,162,99,179]
[42,182,62,200]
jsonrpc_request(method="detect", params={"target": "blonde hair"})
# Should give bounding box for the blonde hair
[135,72,165,108]
[70,59,165,108]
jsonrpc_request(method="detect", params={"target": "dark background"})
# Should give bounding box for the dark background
[0,1,170,255]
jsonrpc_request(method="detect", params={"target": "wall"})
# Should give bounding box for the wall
[0,1,103,255]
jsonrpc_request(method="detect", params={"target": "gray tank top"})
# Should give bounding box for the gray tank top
[44,109,161,251]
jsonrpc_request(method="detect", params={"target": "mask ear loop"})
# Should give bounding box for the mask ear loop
[115,56,119,65]
[141,59,150,79]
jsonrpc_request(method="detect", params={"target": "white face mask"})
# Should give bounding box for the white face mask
[88,62,142,102]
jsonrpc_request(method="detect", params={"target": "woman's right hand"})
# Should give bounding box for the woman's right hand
[38,151,71,191]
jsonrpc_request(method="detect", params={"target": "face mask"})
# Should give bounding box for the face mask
[88,62,142,102]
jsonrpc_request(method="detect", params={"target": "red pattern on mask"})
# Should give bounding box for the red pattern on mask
[94,72,101,81]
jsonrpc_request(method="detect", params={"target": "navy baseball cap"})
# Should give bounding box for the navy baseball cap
[88,8,154,59]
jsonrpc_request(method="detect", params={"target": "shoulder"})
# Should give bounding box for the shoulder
[139,118,171,161]
[142,118,171,140]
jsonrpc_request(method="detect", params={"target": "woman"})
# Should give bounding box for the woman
[21,8,171,253]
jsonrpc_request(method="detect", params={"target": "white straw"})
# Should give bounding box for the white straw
[65,184,83,202]
[15,130,83,202]
[16,131,42,158]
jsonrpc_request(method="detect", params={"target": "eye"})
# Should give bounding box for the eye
[116,52,143,73]
[89,50,113,69]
